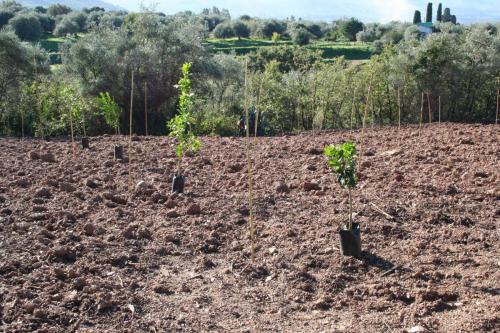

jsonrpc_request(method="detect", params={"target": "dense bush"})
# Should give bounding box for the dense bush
[54,12,88,36]
[47,4,72,17]
[257,19,287,39]
[0,9,14,29]
[338,18,364,41]
[9,13,43,41]
[292,28,311,46]
[36,13,55,33]
[232,20,250,39]
[213,22,235,38]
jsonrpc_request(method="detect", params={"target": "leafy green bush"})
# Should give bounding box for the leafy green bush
[9,13,43,41]
[324,142,358,229]
[292,28,311,46]
[167,63,201,174]
[213,22,235,39]
[232,21,250,40]
[96,92,121,134]
[199,114,237,136]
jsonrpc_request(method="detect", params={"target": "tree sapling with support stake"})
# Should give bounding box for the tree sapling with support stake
[167,63,201,193]
[96,92,123,160]
[324,142,361,257]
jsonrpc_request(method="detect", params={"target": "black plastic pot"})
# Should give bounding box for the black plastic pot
[339,223,361,258]
[114,144,123,160]
[82,137,90,149]
[172,175,185,193]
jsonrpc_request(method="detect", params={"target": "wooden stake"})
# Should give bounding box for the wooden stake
[397,87,401,147]
[21,110,24,140]
[244,59,255,263]
[359,74,374,169]
[496,89,499,125]
[350,88,356,132]
[69,107,75,160]
[438,95,441,124]
[254,77,263,138]
[418,92,424,137]
[128,71,134,193]
[427,91,432,124]
[144,82,148,136]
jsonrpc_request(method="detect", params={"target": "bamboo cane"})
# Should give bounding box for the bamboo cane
[244,59,255,262]
[397,87,401,148]
[144,82,148,136]
[69,106,75,160]
[438,95,441,124]
[128,71,134,193]
[21,110,24,140]
[254,77,263,138]
[418,92,424,137]
[350,88,356,132]
[427,91,432,124]
[496,89,499,125]
[359,74,374,170]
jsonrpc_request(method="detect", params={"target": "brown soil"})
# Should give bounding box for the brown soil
[0,123,498,333]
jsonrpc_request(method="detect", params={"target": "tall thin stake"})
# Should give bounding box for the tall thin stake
[244,59,255,262]
[419,92,424,137]
[69,107,75,159]
[254,78,264,138]
[427,91,432,124]
[397,87,401,147]
[128,71,134,193]
[496,89,499,125]
[350,87,356,132]
[144,82,148,136]
[359,74,374,169]
[438,95,442,124]
[21,110,24,140]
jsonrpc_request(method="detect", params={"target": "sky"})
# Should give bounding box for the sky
[106,0,500,23]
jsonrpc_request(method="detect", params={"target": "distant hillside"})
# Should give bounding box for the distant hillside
[17,0,124,11]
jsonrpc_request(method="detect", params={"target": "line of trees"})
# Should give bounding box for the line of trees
[0,0,127,41]
[413,3,457,25]
[0,5,499,137]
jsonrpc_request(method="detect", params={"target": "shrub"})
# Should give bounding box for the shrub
[0,9,14,29]
[324,142,358,229]
[96,92,121,134]
[292,28,311,46]
[167,63,201,175]
[9,13,43,41]
[338,18,364,41]
[258,19,287,39]
[54,18,79,37]
[232,20,250,40]
[213,22,235,39]
[47,4,72,17]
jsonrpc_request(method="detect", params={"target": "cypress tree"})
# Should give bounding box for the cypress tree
[451,15,457,24]
[443,8,452,23]
[426,3,433,22]
[437,3,443,21]
[413,10,422,24]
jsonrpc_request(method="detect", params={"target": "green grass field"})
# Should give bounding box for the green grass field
[205,38,374,60]
[39,35,373,66]
[40,34,65,64]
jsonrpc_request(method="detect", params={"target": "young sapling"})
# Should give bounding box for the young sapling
[96,92,123,159]
[167,63,201,193]
[324,142,361,257]
[324,142,358,229]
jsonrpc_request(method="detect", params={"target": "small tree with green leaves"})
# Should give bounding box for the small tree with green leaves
[96,92,121,135]
[324,142,358,230]
[167,63,201,176]
[271,32,280,44]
